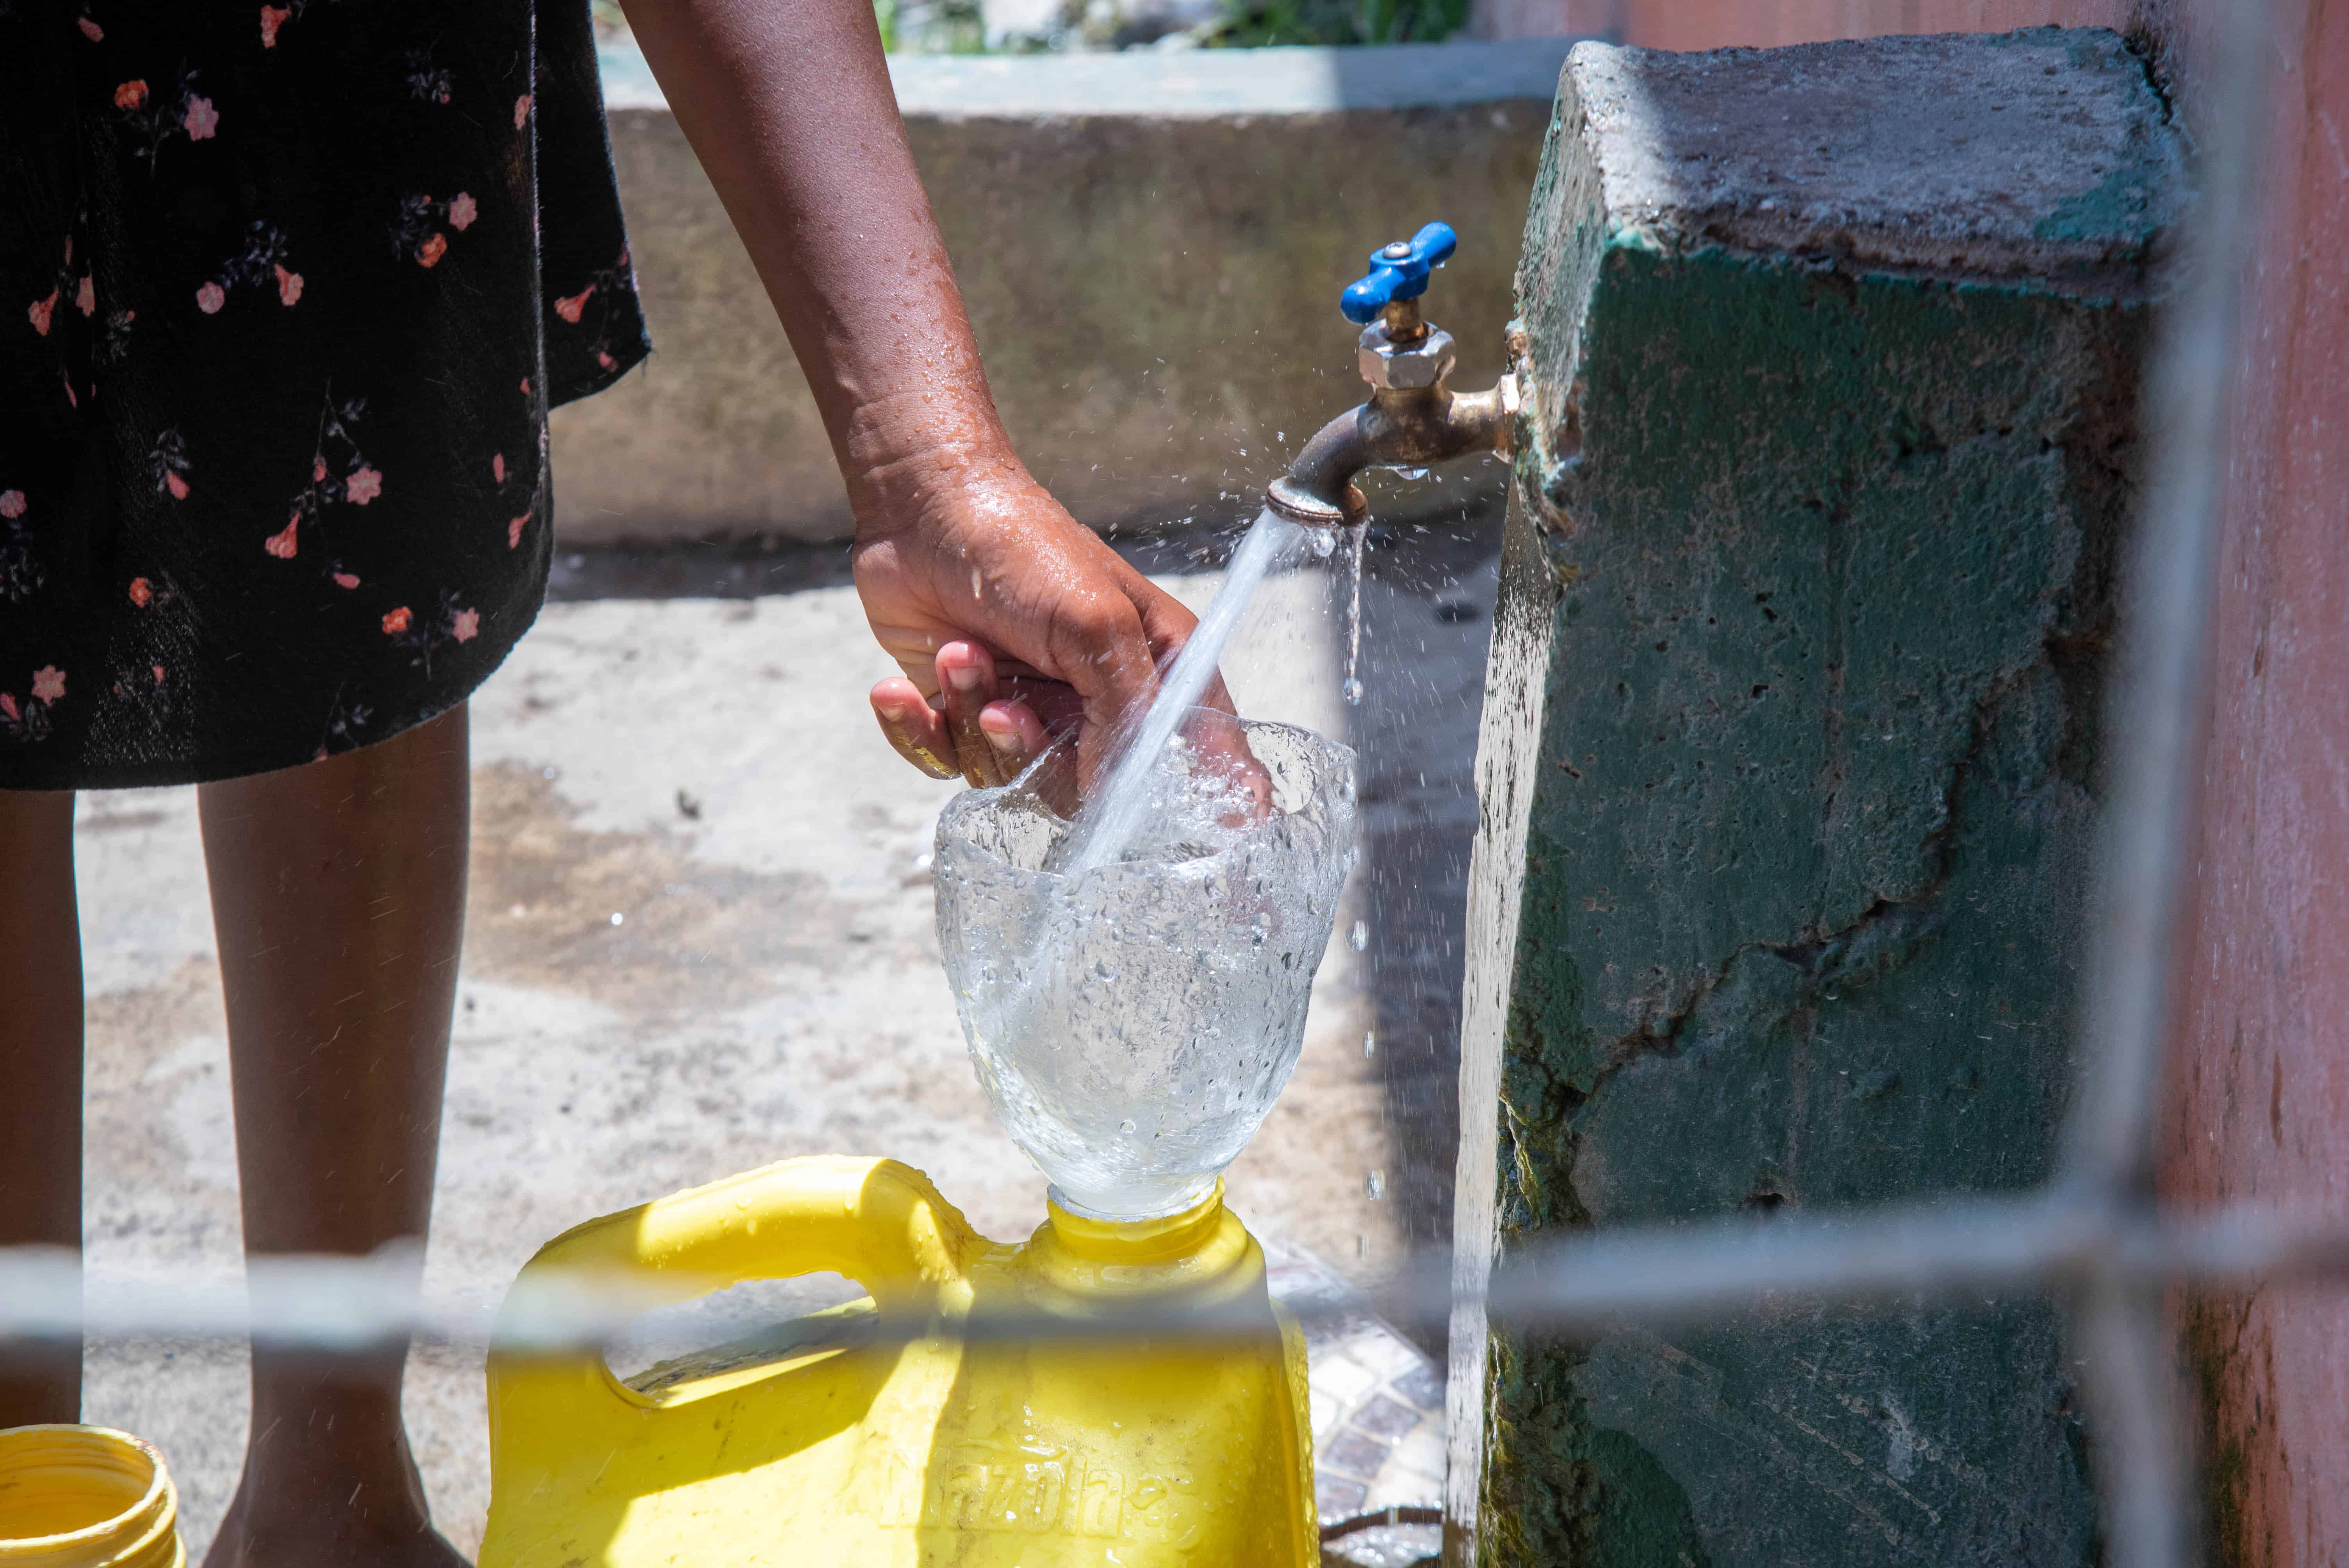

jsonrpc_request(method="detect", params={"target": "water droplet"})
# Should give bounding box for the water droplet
[1349,919,1368,951]
[1119,1118,1137,1134]
[1342,677,1364,706]
[609,911,625,927]
[1365,1169,1387,1200]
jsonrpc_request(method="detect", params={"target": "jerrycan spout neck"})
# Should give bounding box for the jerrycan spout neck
[1025,1180,1261,1307]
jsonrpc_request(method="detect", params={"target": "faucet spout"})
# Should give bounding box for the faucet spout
[1266,377,1517,530]
[1263,221,1517,531]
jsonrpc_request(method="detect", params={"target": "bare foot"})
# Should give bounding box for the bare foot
[203,1361,465,1568]
[203,1443,467,1568]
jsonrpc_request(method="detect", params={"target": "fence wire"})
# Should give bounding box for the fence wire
[0,13,2296,1568]
[2046,2,2272,1563]
[2,1194,2347,1353]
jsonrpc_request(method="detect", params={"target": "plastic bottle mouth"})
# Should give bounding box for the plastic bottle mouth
[0,1425,183,1568]
[1044,1175,1223,1230]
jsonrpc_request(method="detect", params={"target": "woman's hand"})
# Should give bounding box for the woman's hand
[852,449,1203,789]
[619,0,1224,791]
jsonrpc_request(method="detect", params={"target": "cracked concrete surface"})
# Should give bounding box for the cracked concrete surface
[1455,32,2171,1565]
[67,517,1501,1558]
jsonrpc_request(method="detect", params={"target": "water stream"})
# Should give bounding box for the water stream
[1058,508,1308,877]
[1338,526,1366,707]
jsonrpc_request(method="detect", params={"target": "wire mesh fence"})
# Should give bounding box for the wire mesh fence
[0,9,2313,1568]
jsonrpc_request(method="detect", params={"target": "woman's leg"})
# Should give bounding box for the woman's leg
[0,788,83,1425]
[197,706,468,1567]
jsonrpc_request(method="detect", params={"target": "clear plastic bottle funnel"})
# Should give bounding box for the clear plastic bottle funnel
[934,713,1356,1219]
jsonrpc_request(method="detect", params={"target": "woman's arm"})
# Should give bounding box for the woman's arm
[618,0,1198,786]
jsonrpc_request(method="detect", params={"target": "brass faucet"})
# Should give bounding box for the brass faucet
[1264,222,1518,530]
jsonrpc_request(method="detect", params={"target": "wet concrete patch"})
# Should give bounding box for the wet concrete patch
[463,760,854,1017]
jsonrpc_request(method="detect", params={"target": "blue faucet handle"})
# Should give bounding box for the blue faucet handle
[1338,221,1458,324]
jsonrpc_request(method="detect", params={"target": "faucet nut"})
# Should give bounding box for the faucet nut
[1357,322,1456,391]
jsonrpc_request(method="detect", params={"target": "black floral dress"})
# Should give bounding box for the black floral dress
[0,0,649,788]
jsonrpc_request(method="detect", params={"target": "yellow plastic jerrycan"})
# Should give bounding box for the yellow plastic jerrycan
[477,1156,1316,1567]
[0,1425,184,1568]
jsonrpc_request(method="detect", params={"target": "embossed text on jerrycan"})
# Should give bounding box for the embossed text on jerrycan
[476,1155,1316,1567]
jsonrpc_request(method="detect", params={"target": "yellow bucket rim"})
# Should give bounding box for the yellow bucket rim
[0,1425,183,1568]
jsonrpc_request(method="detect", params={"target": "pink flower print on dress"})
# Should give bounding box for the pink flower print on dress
[28,289,57,336]
[0,672,58,739]
[264,517,299,558]
[514,94,533,129]
[492,453,506,484]
[332,571,359,590]
[260,5,290,46]
[128,577,153,608]
[120,72,219,166]
[453,608,480,644]
[78,15,103,40]
[75,278,94,317]
[152,430,191,498]
[392,195,471,267]
[404,48,454,105]
[554,249,634,370]
[284,389,376,553]
[0,492,24,519]
[200,223,294,312]
[508,514,529,549]
[381,606,412,635]
[152,665,165,686]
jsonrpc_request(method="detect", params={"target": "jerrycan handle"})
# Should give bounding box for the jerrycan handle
[499,1155,983,1337]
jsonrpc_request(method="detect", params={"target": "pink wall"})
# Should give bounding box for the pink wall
[1468,0,2143,47]
[1471,1,2349,1560]
[2161,2,2349,1562]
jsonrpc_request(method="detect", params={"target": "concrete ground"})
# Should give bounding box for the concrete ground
[67,506,1501,1559]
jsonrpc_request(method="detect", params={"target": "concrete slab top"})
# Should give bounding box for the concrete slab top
[599,37,1579,117]
[1566,28,2182,291]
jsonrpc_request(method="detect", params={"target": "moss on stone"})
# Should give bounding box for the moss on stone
[1468,34,2171,1566]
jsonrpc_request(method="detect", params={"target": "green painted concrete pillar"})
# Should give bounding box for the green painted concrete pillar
[1445,30,2183,1566]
